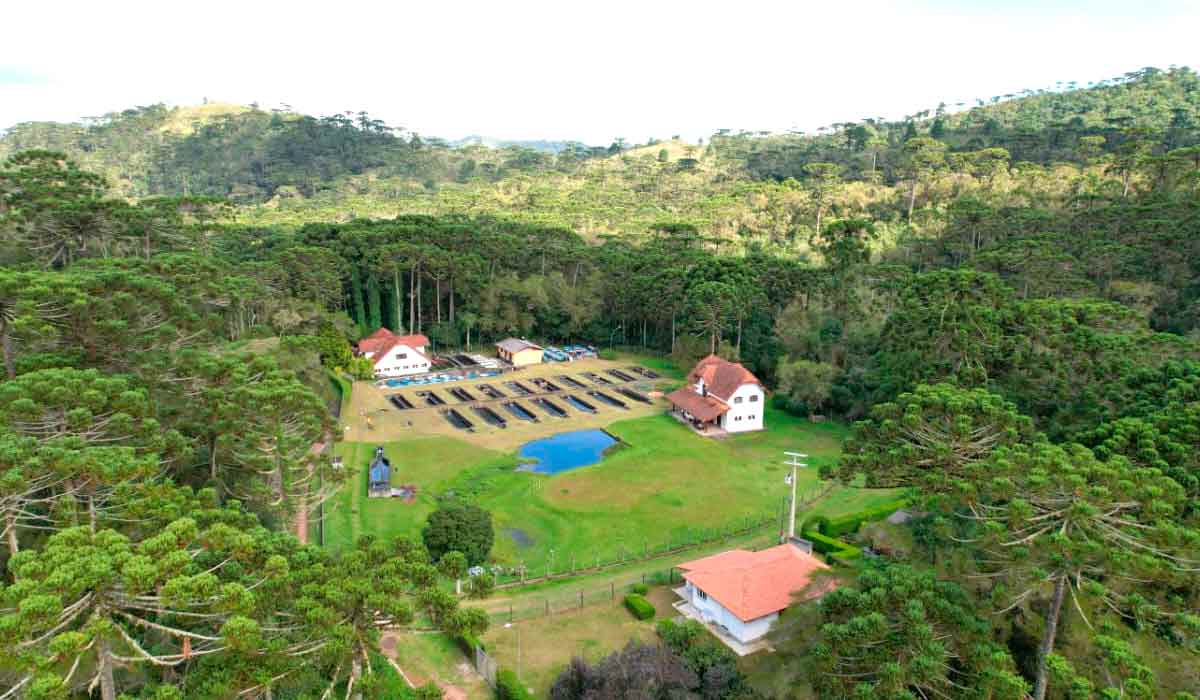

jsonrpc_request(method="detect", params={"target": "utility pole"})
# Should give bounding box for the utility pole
[783,452,808,542]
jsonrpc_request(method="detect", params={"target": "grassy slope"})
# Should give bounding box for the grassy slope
[327,405,898,568]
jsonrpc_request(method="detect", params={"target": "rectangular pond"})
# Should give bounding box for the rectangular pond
[517,429,619,474]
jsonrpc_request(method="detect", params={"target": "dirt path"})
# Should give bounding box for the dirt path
[379,630,486,699]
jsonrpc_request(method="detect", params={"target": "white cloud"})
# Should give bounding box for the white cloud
[1,0,1197,144]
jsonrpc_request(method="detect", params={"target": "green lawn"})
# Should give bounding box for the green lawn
[325,406,899,567]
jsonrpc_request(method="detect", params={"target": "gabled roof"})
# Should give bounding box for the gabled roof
[496,338,542,353]
[687,355,762,401]
[665,387,729,422]
[358,329,430,365]
[368,455,390,485]
[679,544,833,622]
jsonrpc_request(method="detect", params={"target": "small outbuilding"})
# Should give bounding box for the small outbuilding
[367,446,391,497]
[496,338,543,367]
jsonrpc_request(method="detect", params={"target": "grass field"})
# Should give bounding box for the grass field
[325,402,899,564]
[479,586,679,698]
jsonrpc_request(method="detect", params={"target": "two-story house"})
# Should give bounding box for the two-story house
[356,328,431,378]
[666,355,764,434]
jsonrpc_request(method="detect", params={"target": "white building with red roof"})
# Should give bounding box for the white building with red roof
[674,543,834,650]
[666,355,764,434]
[356,328,431,378]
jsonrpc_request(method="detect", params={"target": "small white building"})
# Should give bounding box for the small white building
[666,355,765,434]
[674,543,833,649]
[356,328,431,378]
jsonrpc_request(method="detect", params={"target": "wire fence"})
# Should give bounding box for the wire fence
[491,504,789,589]
[490,486,834,590]
[486,566,685,625]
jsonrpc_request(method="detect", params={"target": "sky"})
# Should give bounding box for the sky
[2,0,1198,145]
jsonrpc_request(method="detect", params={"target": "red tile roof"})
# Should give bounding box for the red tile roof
[679,544,834,622]
[357,329,430,365]
[687,355,762,401]
[665,387,729,422]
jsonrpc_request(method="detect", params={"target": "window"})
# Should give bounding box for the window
[749,395,759,403]
[697,589,708,600]
[733,397,743,404]
[398,353,408,359]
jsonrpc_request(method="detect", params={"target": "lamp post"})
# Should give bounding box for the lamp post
[608,324,624,350]
[783,451,808,542]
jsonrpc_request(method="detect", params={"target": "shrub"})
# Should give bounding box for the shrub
[598,348,618,361]
[800,515,832,535]
[630,583,649,595]
[456,631,484,656]
[624,593,656,620]
[422,499,494,566]
[496,669,533,700]
[821,499,909,537]
[804,530,862,565]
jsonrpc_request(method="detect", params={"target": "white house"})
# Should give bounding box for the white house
[356,328,431,378]
[666,355,765,434]
[674,543,833,650]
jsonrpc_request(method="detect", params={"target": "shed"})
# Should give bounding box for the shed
[368,446,391,495]
[496,338,543,367]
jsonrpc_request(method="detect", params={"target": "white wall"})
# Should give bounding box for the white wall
[719,383,764,433]
[684,580,777,643]
[372,344,430,377]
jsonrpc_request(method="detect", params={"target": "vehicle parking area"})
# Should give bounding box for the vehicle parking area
[344,357,669,450]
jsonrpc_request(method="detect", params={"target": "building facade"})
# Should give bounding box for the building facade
[666,355,765,434]
[356,328,431,377]
[496,338,543,366]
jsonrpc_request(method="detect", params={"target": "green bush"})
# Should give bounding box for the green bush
[803,530,862,565]
[800,515,831,535]
[630,583,649,595]
[624,593,656,620]
[821,499,909,537]
[598,348,618,361]
[456,631,485,656]
[496,669,533,700]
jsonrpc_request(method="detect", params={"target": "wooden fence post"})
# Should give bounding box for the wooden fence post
[579,591,583,609]
[610,582,614,600]
[545,599,549,617]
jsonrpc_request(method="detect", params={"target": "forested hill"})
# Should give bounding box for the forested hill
[3,66,1198,216]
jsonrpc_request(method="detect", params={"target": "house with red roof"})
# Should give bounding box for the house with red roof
[674,542,834,650]
[356,328,431,378]
[666,355,764,434]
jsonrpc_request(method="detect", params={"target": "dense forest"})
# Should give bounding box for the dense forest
[1,67,1199,698]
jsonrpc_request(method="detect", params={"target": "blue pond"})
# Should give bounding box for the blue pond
[517,429,618,474]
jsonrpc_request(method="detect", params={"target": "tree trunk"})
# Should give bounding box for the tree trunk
[5,509,18,556]
[393,266,403,332]
[736,317,743,355]
[1033,575,1068,700]
[670,315,676,352]
[448,273,455,326]
[1,325,14,379]
[98,636,117,700]
[408,265,416,333]
[416,273,422,333]
[907,180,918,221]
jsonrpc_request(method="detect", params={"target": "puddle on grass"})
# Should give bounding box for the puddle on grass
[505,527,534,548]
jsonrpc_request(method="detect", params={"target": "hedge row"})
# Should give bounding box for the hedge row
[496,669,534,700]
[803,529,862,566]
[630,583,649,595]
[802,499,909,538]
[456,632,484,657]
[624,593,656,620]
